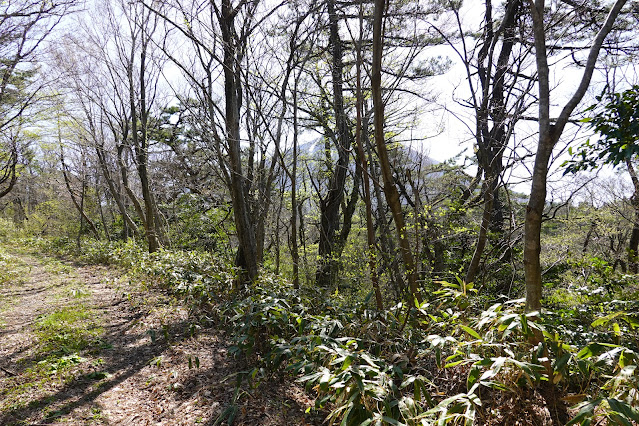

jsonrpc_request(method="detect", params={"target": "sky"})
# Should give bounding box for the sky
[63,0,637,203]
[416,0,638,200]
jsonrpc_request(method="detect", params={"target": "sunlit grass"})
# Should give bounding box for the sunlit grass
[0,306,108,416]
[33,305,104,356]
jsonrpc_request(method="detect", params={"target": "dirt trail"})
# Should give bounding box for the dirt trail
[0,247,315,425]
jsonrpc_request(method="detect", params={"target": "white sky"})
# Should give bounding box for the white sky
[417,0,638,200]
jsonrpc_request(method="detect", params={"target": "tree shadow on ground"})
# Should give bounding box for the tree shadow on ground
[0,310,192,425]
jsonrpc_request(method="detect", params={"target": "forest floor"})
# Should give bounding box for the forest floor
[0,245,319,425]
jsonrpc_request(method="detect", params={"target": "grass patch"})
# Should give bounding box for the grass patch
[0,248,28,287]
[0,248,30,327]
[0,306,107,416]
[37,353,87,374]
[33,305,104,356]
[41,257,74,275]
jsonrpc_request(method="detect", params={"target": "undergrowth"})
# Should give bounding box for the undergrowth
[16,236,639,425]
[33,305,105,356]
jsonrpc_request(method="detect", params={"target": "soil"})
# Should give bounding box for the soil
[0,246,320,425]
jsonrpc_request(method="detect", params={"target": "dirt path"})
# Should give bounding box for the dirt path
[0,247,316,425]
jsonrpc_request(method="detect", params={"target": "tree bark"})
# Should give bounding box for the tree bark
[127,13,162,253]
[525,0,628,312]
[372,0,420,303]
[625,158,639,273]
[291,78,300,289]
[356,15,383,309]
[465,0,522,285]
[0,146,18,199]
[219,0,259,282]
[315,0,355,289]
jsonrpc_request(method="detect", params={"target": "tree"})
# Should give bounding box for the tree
[565,86,639,273]
[307,0,361,289]
[0,129,18,199]
[524,0,628,312]
[297,0,445,291]
[57,1,167,251]
[0,1,78,199]
[371,0,420,302]
[143,0,270,281]
[442,0,532,285]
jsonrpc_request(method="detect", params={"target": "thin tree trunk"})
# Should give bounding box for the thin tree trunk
[117,144,146,230]
[60,149,100,240]
[525,0,627,312]
[466,182,495,284]
[371,0,420,303]
[128,25,161,253]
[291,79,300,289]
[626,158,639,273]
[355,10,382,309]
[95,144,138,238]
[96,181,111,241]
[367,121,404,298]
[220,0,258,282]
[77,175,86,250]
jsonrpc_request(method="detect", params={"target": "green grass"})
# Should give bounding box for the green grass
[0,244,112,422]
[0,248,28,286]
[0,248,29,328]
[41,257,74,275]
[1,306,108,416]
[33,305,104,355]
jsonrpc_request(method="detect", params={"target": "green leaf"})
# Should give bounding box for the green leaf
[613,322,621,337]
[459,325,481,340]
[565,399,602,426]
[619,350,637,368]
[607,398,639,422]
[553,353,571,373]
[592,311,625,328]
[576,343,619,360]
[467,366,480,390]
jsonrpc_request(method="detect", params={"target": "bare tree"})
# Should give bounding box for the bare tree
[0,0,78,199]
[371,0,420,302]
[143,0,267,281]
[525,0,628,312]
[444,0,534,285]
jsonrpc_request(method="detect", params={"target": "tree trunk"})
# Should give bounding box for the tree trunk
[625,158,639,273]
[372,0,420,303]
[60,147,101,240]
[95,144,139,238]
[356,13,383,309]
[291,79,300,289]
[315,0,355,289]
[0,146,18,199]
[369,140,404,298]
[465,0,521,284]
[466,182,495,284]
[128,26,162,253]
[525,0,627,312]
[12,197,26,225]
[219,0,258,282]
[96,180,111,241]
[524,133,554,312]
[116,143,146,231]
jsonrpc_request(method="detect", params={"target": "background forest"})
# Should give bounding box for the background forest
[1,0,639,424]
